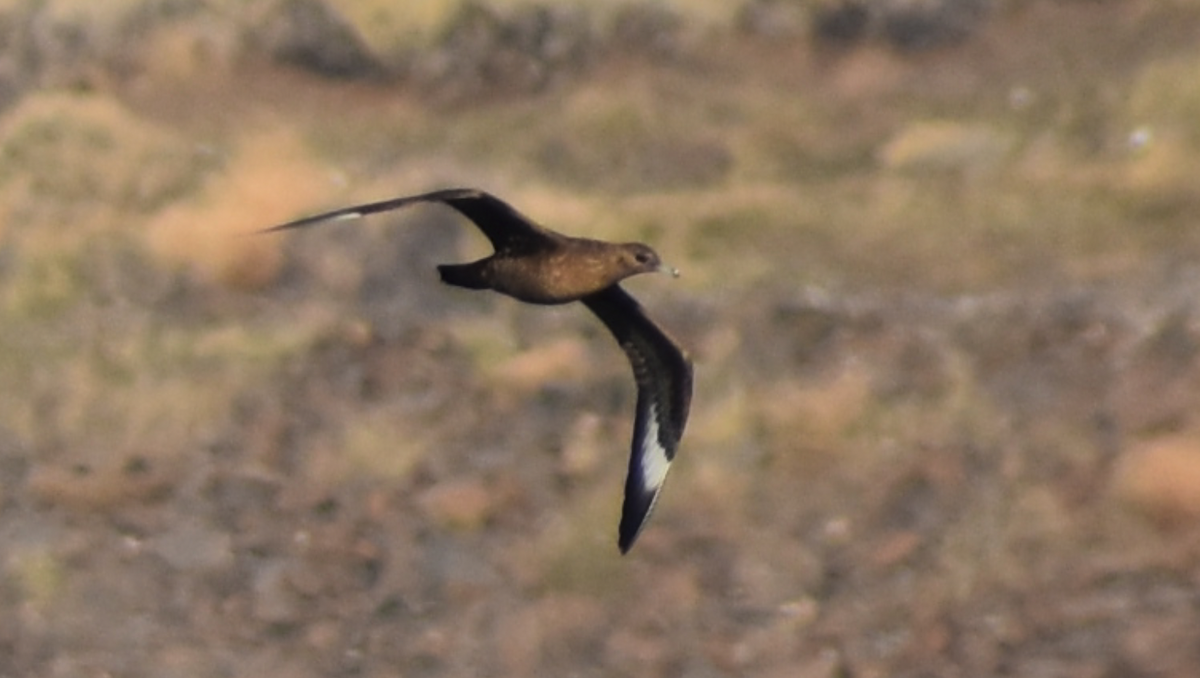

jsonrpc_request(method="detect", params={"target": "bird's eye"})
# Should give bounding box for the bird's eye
[635,252,651,264]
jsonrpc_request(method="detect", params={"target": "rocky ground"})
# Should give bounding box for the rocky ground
[3,0,1200,676]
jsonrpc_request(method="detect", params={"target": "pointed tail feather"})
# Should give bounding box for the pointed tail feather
[437,263,490,290]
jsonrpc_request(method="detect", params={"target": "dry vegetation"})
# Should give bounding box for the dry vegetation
[3,1,1200,676]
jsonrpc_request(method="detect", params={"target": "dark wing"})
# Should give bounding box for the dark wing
[582,285,693,554]
[262,188,555,253]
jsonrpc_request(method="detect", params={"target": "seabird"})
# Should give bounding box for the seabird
[264,188,693,553]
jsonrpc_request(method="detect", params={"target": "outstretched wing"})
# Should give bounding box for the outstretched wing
[262,188,554,253]
[582,285,693,554]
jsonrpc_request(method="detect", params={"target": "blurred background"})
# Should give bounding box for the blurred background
[2,0,1200,675]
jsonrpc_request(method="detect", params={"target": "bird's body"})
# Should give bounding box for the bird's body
[264,188,693,553]
[439,236,666,304]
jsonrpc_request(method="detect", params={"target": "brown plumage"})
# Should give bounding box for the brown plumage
[264,188,693,553]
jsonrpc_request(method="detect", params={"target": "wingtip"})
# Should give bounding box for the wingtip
[617,515,645,554]
[617,498,658,554]
[260,209,366,235]
[617,480,664,554]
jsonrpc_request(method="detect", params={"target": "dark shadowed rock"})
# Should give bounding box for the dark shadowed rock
[254,0,384,79]
[805,0,992,51]
[414,1,597,97]
[811,0,871,44]
[880,0,992,51]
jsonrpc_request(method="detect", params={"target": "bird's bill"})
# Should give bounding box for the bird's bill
[659,263,681,278]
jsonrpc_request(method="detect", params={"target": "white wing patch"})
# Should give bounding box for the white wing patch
[638,403,671,494]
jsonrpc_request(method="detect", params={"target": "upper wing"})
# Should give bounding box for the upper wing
[262,188,553,253]
[581,285,694,554]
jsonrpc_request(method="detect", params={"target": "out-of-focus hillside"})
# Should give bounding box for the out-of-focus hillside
[3,1,1200,676]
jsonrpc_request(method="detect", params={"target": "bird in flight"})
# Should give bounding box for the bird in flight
[264,188,693,553]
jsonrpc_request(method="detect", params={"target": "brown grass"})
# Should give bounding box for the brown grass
[145,128,330,290]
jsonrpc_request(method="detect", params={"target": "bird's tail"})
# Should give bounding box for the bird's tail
[437,263,489,290]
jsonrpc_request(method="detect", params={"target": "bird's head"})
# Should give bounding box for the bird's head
[620,243,679,279]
